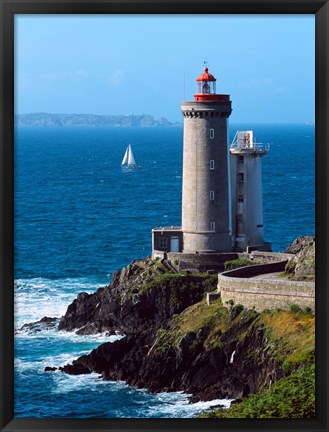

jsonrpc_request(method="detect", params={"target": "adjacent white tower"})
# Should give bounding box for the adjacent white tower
[230,131,270,251]
[181,67,233,252]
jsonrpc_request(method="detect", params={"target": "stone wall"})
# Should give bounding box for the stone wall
[218,272,315,312]
[152,250,166,260]
[168,251,239,273]
[224,260,288,278]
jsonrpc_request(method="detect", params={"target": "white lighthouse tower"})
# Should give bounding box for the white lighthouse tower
[181,67,233,252]
[230,131,271,252]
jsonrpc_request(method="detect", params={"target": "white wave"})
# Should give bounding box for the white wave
[15,331,123,374]
[55,330,123,344]
[15,323,122,342]
[51,372,113,395]
[14,276,107,328]
[15,352,83,372]
[144,391,234,418]
[48,372,233,417]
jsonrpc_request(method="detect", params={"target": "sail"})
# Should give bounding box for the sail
[127,145,137,166]
[121,146,129,165]
[122,144,138,167]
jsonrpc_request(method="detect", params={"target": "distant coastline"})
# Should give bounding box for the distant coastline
[15,113,181,128]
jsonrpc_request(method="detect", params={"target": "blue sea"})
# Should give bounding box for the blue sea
[14,124,315,418]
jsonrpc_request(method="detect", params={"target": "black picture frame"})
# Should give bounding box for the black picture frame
[1,1,328,431]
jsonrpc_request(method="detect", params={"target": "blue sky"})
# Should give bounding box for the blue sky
[15,15,315,123]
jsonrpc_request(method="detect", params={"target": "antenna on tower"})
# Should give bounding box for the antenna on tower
[203,60,209,68]
[183,72,186,100]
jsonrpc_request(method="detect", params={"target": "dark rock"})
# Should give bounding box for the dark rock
[229,304,244,321]
[285,236,315,254]
[285,237,315,277]
[76,322,103,335]
[105,329,117,336]
[18,316,59,334]
[59,362,91,375]
[230,398,242,405]
[44,366,57,372]
[58,264,210,336]
[196,326,210,341]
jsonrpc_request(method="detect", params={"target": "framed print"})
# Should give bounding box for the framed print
[1,0,328,431]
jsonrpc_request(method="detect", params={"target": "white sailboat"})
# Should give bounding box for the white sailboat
[121,144,139,169]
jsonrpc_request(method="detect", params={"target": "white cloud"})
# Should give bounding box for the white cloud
[76,69,90,77]
[108,69,124,86]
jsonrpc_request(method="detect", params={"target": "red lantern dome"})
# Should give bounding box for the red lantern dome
[193,67,230,102]
[196,67,216,82]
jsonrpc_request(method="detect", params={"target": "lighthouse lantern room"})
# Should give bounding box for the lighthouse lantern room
[194,67,229,102]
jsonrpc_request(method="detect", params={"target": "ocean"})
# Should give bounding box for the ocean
[14,124,315,418]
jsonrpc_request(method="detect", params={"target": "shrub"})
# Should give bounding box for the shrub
[213,341,224,349]
[282,359,293,373]
[225,299,234,306]
[289,304,301,313]
[224,258,252,271]
[202,275,218,291]
[199,364,315,418]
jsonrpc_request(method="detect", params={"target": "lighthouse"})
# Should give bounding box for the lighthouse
[151,66,271,264]
[181,67,233,252]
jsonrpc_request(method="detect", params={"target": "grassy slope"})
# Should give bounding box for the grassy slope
[126,265,315,418]
[200,363,315,418]
[151,282,315,418]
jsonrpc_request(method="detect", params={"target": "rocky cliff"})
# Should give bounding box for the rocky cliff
[49,246,314,404]
[285,236,315,280]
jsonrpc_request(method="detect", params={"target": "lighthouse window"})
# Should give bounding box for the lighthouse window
[238,214,244,223]
[238,173,244,182]
[238,156,244,163]
[210,129,215,139]
[238,195,244,202]
[210,222,216,232]
[158,238,167,249]
[202,82,210,93]
[210,160,215,170]
[210,191,215,201]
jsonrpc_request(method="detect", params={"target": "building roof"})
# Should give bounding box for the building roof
[196,67,216,82]
[152,226,182,232]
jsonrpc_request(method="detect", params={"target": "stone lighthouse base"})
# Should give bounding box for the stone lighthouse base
[152,249,239,273]
[152,225,272,272]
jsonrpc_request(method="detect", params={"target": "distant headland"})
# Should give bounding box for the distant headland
[15,112,180,128]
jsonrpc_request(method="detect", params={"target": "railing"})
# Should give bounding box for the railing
[230,142,270,152]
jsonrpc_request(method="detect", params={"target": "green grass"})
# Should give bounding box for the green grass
[200,363,315,418]
[150,296,230,355]
[224,258,253,271]
[260,309,315,370]
[139,272,218,294]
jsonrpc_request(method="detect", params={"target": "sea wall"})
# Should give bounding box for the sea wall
[218,265,315,311]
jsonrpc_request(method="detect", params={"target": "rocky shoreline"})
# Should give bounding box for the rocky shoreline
[22,237,315,407]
